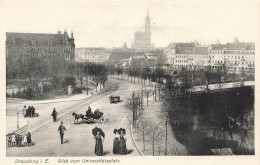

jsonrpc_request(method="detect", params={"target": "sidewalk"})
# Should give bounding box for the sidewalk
[132,99,188,156]
[22,89,102,105]
[6,116,28,134]
[112,76,188,155]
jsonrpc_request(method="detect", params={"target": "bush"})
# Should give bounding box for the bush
[62,76,76,88]
[73,87,82,94]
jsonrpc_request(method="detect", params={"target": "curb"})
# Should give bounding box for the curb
[22,91,103,105]
[130,123,144,156]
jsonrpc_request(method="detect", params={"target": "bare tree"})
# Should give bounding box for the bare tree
[124,92,143,127]
[146,119,165,156]
[136,117,150,151]
[143,89,153,106]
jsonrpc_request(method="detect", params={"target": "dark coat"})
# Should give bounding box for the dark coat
[58,125,66,134]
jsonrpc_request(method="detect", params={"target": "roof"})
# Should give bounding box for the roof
[211,42,255,50]
[6,32,72,46]
[107,51,144,66]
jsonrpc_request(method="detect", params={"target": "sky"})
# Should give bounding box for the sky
[0,0,259,48]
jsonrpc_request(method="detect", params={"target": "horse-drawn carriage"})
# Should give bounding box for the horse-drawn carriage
[110,95,121,104]
[72,109,104,124]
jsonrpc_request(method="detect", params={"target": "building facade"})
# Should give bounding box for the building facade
[6,31,75,63]
[132,10,154,51]
[208,42,255,73]
[174,43,208,70]
[164,40,255,73]
[75,47,110,63]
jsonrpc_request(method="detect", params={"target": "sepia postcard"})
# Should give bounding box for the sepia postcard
[0,0,259,165]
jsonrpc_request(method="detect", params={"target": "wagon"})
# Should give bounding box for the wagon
[73,109,104,124]
[110,95,121,104]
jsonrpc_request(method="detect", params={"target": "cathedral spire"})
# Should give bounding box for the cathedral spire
[145,9,150,34]
[146,8,150,22]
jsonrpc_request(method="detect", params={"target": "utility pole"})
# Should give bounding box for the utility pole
[17,112,19,130]
[165,116,168,156]
[155,85,157,102]
[86,75,88,95]
[132,92,135,128]
[147,92,149,106]
[141,80,143,110]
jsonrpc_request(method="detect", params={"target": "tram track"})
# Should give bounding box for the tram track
[9,86,117,136]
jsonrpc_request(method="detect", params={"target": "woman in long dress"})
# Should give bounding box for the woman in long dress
[11,133,16,146]
[23,134,27,146]
[113,129,120,154]
[27,132,32,146]
[119,130,127,155]
[94,131,104,156]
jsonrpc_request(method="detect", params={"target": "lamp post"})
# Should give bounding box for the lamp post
[17,112,19,130]
[165,115,168,156]
[132,92,135,128]
[86,75,89,95]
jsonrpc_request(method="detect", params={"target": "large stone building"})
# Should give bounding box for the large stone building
[75,47,110,63]
[164,39,255,73]
[208,42,255,73]
[6,31,75,63]
[174,43,208,70]
[132,10,154,51]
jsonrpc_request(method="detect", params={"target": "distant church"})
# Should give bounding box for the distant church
[132,10,154,51]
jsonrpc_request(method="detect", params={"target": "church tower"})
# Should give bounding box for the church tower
[145,9,150,34]
[132,9,154,51]
[145,9,151,45]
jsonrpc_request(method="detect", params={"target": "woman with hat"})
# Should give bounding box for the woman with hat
[92,127,105,156]
[118,128,127,155]
[113,129,120,154]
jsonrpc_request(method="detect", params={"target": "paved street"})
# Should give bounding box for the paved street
[6,78,141,157]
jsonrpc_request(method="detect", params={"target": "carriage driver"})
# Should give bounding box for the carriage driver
[86,106,92,116]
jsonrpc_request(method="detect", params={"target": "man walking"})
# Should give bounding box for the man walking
[58,121,66,144]
[51,108,58,122]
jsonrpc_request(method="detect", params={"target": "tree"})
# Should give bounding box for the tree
[136,117,150,151]
[146,119,164,156]
[62,76,76,88]
[143,89,153,106]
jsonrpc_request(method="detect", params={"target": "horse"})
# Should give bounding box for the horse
[72,112,85,123]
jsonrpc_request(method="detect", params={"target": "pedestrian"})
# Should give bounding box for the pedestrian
[27,132,32,146]
[27,106,31,117]
[15,134,21,147]
[51,108,58,122]
[7,134,12,146]
[31,106,35,117]
[58,121,66,144]
[22,106,27,117]
[118,129,127,155]
[22,134,27,146]
[113,129,120,154]
[94,131,104,156]
[11,133,16,146]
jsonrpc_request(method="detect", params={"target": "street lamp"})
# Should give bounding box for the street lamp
[17,112,19,130]
[165,115,168,156]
